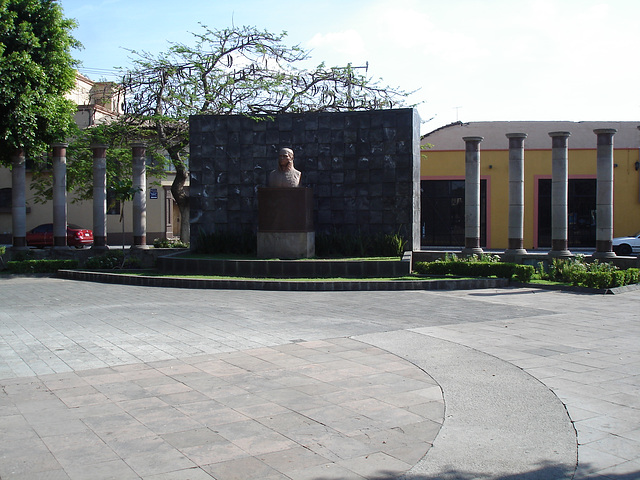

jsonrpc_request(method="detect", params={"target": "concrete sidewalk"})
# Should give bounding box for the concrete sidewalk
[0,276,639,479]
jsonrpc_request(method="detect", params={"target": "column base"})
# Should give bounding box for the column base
[549,239,571,258]
[591,251,616,260]
[503,248,528,263]
[504,248,527,255]
[462,237,483,256]
[548,249,572,258]
[12,237,27,249]
[131,235,148,249]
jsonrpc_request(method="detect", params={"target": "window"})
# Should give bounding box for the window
[0,188,11,212]
[421,179,487,247]
[537,178,596,248]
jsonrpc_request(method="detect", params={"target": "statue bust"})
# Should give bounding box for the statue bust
[268,147,301,187]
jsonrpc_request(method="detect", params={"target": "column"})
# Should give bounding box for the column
[131,143,147,249]
[11,148,27,249]
[462,136,484,255]
[52,143,69,249]
[91,144,109,250]
[505,133,527,255]
[548,132,571,257]
[592,128,617,258]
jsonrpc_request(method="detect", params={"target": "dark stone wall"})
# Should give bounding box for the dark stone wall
[189,108,421,250]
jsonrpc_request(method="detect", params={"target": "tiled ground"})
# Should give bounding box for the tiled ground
[1,276,640,479]
[0,337,443,480]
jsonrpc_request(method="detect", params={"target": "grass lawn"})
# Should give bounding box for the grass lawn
[172,253,403,261]
[111,271,452,282]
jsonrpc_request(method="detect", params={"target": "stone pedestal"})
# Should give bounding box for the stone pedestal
[257,187,315,259]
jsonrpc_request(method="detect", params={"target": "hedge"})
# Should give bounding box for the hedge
[6,259,78,274]
[414,261,535,282]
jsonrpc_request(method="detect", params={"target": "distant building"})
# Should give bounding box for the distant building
[0,72,182,245]
[67,72,123,127]
[420,121,640,250]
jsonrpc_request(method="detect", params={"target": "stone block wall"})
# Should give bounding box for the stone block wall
[189,108,421,251]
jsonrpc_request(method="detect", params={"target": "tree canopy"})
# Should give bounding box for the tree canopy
[0,0,80,164]
[116,24,410,241]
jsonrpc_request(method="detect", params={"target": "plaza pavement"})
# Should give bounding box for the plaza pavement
[0,276,639,479]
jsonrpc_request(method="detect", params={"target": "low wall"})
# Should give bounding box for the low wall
[157,252,412,278]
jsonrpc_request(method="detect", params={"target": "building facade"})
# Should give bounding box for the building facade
[0,73,181,245]
[421,121,640,250]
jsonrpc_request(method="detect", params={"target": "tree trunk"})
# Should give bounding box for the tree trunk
[171,163,190,244]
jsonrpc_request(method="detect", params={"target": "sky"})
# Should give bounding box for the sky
[59,0,640,135]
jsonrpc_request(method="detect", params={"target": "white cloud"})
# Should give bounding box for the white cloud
[307,30,366,57]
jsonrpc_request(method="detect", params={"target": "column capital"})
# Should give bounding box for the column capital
[548,131,571,138]
[549,131,570,149]
[90,144,108,158]
[594,128,616,146]
[593,128,617,135]
[506,133,527,139]
[52,143,68,156]
[131,143,146,158]
[463,136,483,153]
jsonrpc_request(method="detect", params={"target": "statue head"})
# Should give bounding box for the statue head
[278,148,294,172]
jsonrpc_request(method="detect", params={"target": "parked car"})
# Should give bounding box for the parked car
[26,223,93,248]
[612,233,640,256]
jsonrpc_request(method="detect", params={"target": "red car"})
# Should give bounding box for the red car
[26,223,94,248]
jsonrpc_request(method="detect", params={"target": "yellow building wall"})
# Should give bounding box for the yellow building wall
[421,148,640,249]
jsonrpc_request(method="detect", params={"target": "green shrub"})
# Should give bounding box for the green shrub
[514,264,535,282]
[153,238,189,248]
[6,259,78,274]
[85,251,141,269]
[535,256,640,289]
[414,260,519,279]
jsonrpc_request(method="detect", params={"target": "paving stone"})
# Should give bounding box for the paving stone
[2,278,640,478]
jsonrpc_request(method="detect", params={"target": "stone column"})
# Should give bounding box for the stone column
[131,143,147,249]
[548,132,571,257]
[592,128,617,259]
[91,144,109,250]
[11,148,27,249]
[505,133,527,256]
[52,143,69,249]
[462,136,484,255]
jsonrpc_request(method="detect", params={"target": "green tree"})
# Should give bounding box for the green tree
[0,0,80,163]
[118,24,409,242]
